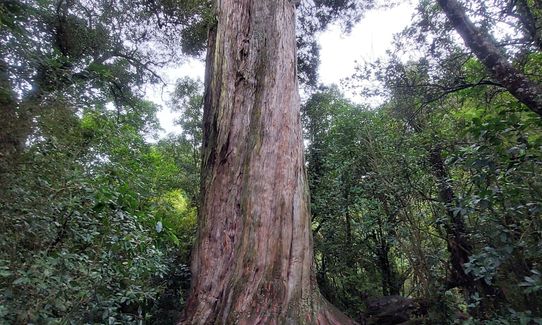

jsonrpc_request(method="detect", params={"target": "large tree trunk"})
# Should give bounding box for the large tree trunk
[437,0,542,117]
[179,1,355,324]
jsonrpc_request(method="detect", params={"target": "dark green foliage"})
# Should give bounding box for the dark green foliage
[308,1,542,320]
[0,98,195,322]
[304,88,411,317]
[0,0,205,322]
[304,81,542,323]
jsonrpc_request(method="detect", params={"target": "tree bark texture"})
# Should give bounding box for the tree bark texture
[437,0,542,117]
[180,1,355,324]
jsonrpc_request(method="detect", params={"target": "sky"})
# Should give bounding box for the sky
[146,2,416,136]
[318,2,414,86]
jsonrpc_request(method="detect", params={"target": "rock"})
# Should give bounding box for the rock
[364,295,426,325]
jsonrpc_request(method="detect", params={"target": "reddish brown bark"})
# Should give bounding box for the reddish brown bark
[179,1,355,324]
[437,0,542,117]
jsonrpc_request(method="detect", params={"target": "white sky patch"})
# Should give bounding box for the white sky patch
[145,58,205,137]
[147,2,416,134]
[318,2,415,103]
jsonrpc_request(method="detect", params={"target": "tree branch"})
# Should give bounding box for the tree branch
[438,0,542,117]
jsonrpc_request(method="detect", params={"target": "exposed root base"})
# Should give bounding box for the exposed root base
[179,296,358,325]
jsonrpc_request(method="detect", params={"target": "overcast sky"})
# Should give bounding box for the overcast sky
[146,2,416,136]
[319,2,414,85]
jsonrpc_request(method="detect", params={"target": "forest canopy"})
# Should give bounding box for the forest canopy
[0,0,541,324]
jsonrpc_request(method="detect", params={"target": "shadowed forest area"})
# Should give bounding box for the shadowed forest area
[1,0,541,324]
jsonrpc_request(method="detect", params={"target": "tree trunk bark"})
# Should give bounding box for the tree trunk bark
[428,147,473,290]
[179,1,355,324]
[437,0,542,117]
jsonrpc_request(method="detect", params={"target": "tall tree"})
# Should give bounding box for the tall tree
[180,1,354,324]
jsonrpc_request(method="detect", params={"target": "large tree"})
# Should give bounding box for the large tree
[180,0,355,324]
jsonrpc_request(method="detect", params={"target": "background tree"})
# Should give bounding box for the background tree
[437,0,542,116]
[345,1,542,321]
[0,0,206,322]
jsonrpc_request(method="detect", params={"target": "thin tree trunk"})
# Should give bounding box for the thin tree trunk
[514,0,542,50]
[377,241,393,296]
[378,198,400,296]
[180,1,355,324]
[429,146,505,313]
[0,58,29,187]
[437,0,542,116]
[428,147,473,290]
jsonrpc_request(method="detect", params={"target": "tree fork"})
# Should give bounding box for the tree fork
[179,1,355,324]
